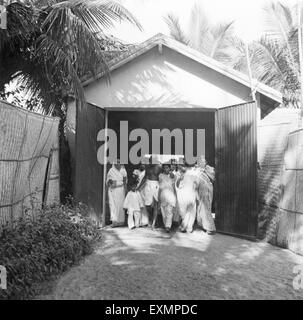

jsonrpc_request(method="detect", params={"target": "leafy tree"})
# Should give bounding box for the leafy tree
[0,0,141,201]
[0,0,141,114]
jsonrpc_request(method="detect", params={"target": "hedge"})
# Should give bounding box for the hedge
[0,201,101,299]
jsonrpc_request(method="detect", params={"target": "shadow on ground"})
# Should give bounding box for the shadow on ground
[38,227,303,300]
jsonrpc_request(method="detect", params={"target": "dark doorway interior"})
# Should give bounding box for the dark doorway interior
[108,110,215,178]
[105,110,216,225]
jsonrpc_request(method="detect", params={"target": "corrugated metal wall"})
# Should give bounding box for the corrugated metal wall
[215,101,258,238]
[75,103,105,221]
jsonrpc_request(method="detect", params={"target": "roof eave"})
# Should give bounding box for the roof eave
[81,33,283,105]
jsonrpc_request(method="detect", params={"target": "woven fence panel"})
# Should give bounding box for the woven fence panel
[257,109,300,242]
[0,100,60,227]
[278,130,303,255]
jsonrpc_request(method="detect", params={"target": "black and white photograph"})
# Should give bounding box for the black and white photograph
[1,0,303,305]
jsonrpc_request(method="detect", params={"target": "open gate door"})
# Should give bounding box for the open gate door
[215,101,258,239]
[75,102,105,222]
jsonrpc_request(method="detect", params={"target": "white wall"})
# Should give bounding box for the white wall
[83,46,252,110]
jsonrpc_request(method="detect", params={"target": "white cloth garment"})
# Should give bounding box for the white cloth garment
[175,172,198,233]
[141,179,159,207]
[106,165,127,225]
[159,173,176,229]
[196,166,216,232]
[133,169,145,186]
[123,190,144,229]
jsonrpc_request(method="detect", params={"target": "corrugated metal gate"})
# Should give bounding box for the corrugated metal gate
[74,101,258,236]
[75,103,105,221]
[215,101,258,238]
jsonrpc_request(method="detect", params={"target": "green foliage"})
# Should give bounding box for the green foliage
[165,4,236,64]
[165,1,303,107]
[0,200,101,300]
[0,0,141,114]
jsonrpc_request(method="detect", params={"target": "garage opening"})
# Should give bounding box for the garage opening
[75,101,258,238]
[108,110,215,170]
[105,109,216,224]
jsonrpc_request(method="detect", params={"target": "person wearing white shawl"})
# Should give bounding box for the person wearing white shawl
[106,160,127,227]
[159,163,177,232]
[196,157,216,234]
[175,166,198,233]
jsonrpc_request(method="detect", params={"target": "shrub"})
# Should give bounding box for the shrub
[0,200,101,300]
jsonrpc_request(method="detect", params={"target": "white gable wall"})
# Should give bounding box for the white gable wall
[83,46,253,110]
[67,46,256,167]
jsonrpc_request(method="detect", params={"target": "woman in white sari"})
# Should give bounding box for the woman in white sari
[159,163,176,232]
[106,160,127,227]
[175,166,198,233]
[196,158,216,234]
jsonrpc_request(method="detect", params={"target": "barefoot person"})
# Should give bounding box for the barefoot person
[196,157,216,235]
[138,156,162,230]
[132,162,149,227]
[123,180,144,230]
[175,164,198,233]
[159,162,177,233]
[106,160,127,227]
[132,162,146,186]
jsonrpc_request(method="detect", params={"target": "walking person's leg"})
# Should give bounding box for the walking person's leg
[151,200,158,230]
[186,203,196,233]
[134,211,141,228]
[165,205,174,232]
[127,211,135,229]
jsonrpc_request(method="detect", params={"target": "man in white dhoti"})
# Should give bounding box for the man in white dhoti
[106,160,127,227]
[137,157,162,230]
[159,163,177,232]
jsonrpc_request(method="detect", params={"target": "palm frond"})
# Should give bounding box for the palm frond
[188,4,211,53]
[0,0,142,115]
[210,21,234,59]
[165,14,188,45]
[262,1,299,81]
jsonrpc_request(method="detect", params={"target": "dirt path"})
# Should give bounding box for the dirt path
[39,227,303,300]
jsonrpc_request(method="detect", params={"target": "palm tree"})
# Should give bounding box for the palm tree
[165,3,236,66]
[0,0,141,200]
[227,2,301,108]
[165,2,302,107]
[232,2,301,107]
[0,0,141,114]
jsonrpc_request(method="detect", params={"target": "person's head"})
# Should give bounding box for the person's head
[184,160,194,168]
[114,159,121,170]
[171,159,177,172]
[128,179,137,192]
[139,162,146,171]
[197,156,207,169]
[162,163,170,174]
[178,164,186,173]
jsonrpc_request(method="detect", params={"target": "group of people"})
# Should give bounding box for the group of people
[106,156,216,235]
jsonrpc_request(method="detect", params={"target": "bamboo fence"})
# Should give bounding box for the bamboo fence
[0,100,60,227]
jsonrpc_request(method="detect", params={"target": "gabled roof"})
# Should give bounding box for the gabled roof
[82,33,282,105]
